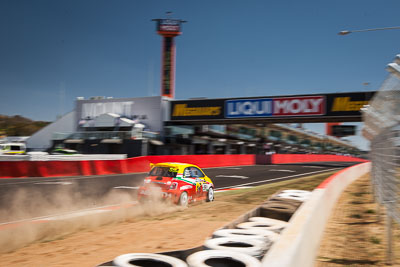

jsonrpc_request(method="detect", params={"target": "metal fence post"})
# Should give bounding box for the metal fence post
[386,213,393,265]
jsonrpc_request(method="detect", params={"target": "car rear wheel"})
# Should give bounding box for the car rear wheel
[178,191,188,206]
[206,187,214,202]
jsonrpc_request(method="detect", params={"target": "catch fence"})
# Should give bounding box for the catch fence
[363,54,400,263]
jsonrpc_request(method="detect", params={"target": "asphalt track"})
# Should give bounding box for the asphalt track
[0,161,360,224]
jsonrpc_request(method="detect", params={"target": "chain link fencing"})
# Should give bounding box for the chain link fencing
[363,56,400,221]
[362,54,400,263]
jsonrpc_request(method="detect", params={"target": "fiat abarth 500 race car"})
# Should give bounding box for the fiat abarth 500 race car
[137,162,214,206]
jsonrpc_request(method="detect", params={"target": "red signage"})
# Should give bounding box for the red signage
[273,96,325,116]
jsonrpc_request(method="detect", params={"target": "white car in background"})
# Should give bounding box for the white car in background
[0,143,26,155]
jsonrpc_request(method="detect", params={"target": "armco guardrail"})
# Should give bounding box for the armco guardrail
[0,154,367,178]
[262,162,371,267]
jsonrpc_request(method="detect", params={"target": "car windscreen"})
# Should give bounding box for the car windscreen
[149,166,178,178]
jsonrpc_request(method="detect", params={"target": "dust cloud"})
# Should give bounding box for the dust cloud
[0,181,185,253]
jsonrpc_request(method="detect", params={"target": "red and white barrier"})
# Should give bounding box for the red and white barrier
[0,154,256,178]
[262,162,371,267]
[0,154,367,179]
[271,154,367,164]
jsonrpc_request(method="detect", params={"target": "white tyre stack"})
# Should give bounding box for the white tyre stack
[187,250,261,267]
[236,217,287,233]
[280,189,311,195]
[203,237,268,258]
[276,190,312,202]
[212,228,279,243]
[248,217,288,224]
[113,253,188,267]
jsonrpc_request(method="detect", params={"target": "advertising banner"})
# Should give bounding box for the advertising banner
[170,99,225,120]
[226,98,273,118]
[332,125,357,137]
[226,96,324,118]
[326,92,375,117]
[169,91,375,122]
[273,96,324,116]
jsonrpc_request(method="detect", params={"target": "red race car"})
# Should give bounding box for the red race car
[137,162,215,206]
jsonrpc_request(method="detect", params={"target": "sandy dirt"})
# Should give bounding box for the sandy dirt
[0,192,259,266]
[316,174,400,266]
[0,171,335,267]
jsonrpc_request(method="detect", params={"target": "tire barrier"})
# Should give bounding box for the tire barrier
[113,253,188,267]
[275,192,309,202]
[98,180,336,267]
[97,187,307,266]
[265,196,303,209]
[275,190,312,202]
[248,217,288,226]
[186,250,261,267]
[236,220,286,234]
[262,162,371,267]
[258,202,298,222]
[212,228,279,243]
[97,164,371,267]
[203,237,269,258]
[280,189,311,195]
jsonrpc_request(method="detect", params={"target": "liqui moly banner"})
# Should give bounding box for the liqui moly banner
[170,92,374,122]
[225,98,273,118]
[273,96,324,116]
[225,96,325,118]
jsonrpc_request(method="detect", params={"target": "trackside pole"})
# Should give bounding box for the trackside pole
[386,213,393,265]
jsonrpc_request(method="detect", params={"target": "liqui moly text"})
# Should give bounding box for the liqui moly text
[273,96,324,116]
[226,99,273,118]
[225,96,325,118]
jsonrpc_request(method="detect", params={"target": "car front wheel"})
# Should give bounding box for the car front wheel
[206,187,214,202]
[178,192,188,206]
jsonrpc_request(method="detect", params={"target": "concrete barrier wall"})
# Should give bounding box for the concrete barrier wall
[271,154,368,164]
[0,154,367,179]
[0,154,256,178]
[262,162,371,267]
[0,155,31,161]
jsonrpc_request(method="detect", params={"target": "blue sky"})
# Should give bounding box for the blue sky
[1,0,399,150]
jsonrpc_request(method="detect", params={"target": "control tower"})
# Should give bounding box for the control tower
[153,13,186,99]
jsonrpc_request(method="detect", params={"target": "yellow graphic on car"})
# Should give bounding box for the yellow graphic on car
[169,167,178,173]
